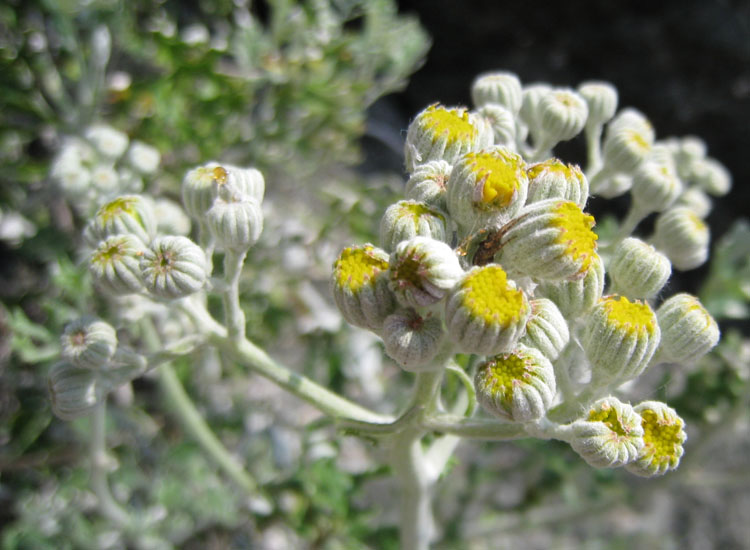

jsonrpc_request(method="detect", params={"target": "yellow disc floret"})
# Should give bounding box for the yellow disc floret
[640,409,683,469]
[527,158,570,181]
[481,353,527,404]
[97,196,140,224]
[602,295,656,336]
[334,246,389,293]
[463,150,523,207]
[399,201,443,223]
[421,105,477,146]
[550,201,598,273]
[461,265,525,325]
[588,403,627,437]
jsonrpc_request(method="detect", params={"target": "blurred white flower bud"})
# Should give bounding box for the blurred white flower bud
[140,236,207,299]
[126,141,161,174]
[85,125,129,159]
[61,316,118,370]
[656,293,719,364]
[470,71,523,113]
[652,207,710,271]
[48,362,104,420]
[578,81,618,127]
[609,237,671,300]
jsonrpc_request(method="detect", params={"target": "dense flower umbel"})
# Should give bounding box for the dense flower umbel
[327,70,730,480]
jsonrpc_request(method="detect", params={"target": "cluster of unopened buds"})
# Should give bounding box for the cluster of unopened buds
[50,161,265,418]
[332,71,727,476]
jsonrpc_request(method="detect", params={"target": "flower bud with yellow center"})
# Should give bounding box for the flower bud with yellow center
[495,199,598,281]
[85,194,156,246]
[446,147,528,232]
[474,344,556,422]
[89,234,146,296]
[569,396,645,468]
[625,401,686,477]
[331,244,395,332]
[404,104,493,173]
[182,162,224,220]
[582,295,660,386]
[444,264,530,355]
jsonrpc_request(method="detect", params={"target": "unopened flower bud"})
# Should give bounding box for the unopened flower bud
[600,110,654,173]
[206,197,263,252]
[404,104,493,173]
[631,162,682,214]
[475,345,556,422]
[675,187,712,218]
[692,157,731,197]
[656,293,719,364]
[519,298,570,361]
[578,81,618,127]
[519,84,552,134]
[213,164,265,203]
[382,308,444,371]
[569,396,644,468]
[85,125,128,159]
[446,147,528,232]
[389,237,463,308]
[594,172,632,199]
[609,237,671,300]
[140,236,207,299]
[90,165,120,194]
[181,162,223,220]
[526,159,589,208]
[331,244,395,332]
[61,316,118,370]
[48,362,103,420]
[495,199,598,281]
[652,207,709,271]
[445,264,530,355]
[625,401,686,477]
[582,295,660,386]
[126,141,160,174]
[470,71,523,113]
[85,195,156,246]
[476,104,516,148]
[379,200,448,253]
[89,234,146,295]
[537,89,588,144]
[404,160,452,210]
[535,252,604,318]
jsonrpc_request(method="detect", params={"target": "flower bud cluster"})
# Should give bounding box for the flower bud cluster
[331,70,725,478]
[50,124,161,216]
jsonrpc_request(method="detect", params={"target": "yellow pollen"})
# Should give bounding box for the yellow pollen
[97,197,139,223]
[626,130,651,153]
[421,105,477,146]
[464,151,523,207]
[602,295,656,335]
[527,159,570,181]
[589,404,627,437]
[334,246,388,293]
[461,265,525,325]
[399,202,443,223]
[686,211,707,233]
[213,166,228,185]
[480,352,529,404]
[550,202,598,273]
[640,409,683,467]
